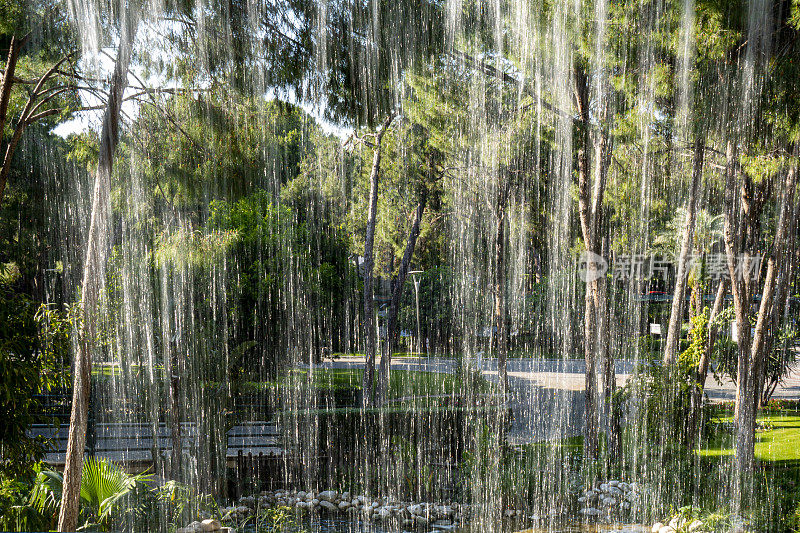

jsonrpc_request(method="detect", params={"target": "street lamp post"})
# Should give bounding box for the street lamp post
[409,270,423,358]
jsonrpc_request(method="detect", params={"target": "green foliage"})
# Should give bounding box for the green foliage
[0,282,72,479]
[129,95,317,208]
[1,458,153,532]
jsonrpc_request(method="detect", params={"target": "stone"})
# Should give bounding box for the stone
[378,507,392,519]
[578,496,588,503]
[338,501,350,510]
[318,490,339,502]
[688,520,704,532]
[609,480,620,487]
[659,527,676,533]
[296,501,308,509]
[408,504,424,515]
[669,516,685,530]
[311,498,320,506]
[414,515,429,525]
[320,500,338,512]
[599,483,610,492]
[200,519,221,531]
[504,509,514,517]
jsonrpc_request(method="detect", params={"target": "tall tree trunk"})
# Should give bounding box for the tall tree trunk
[377,192,427,404]
[58,14,139,532]
[0,34,26,205]
[739,145,798,468]
[493,187,509,393]
[574,62,610,460]
[361,114,393,407]
[168,348,182,479]
[664,136,705,366]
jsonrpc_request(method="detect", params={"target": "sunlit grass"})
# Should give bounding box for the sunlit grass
[698,411,800,463]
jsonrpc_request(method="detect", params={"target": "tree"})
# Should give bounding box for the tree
[0,0,78,206]
[354,113,393,406]
[376,121,445,403]
[58,7,140,530]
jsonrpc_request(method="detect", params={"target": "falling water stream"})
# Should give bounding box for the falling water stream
[38,0,791,531]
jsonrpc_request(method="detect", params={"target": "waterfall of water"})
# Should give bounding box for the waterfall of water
[34,0,795,531]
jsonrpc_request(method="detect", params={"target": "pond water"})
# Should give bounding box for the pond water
[253,516,648,533]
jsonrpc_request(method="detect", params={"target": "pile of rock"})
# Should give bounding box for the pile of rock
[176,518,229,533]
[650,515,705,533]
[223,488,526,529]
[577,480,641,519]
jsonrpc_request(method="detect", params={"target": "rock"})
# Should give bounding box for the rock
[504,509,514,517]
[414,515,429,525]
[578,496,588,503]
[688,520,703,532]
[659,527,676,533]
[297,491,306,499]
[320,500,338,512]
[378,507,392,519]
[176,528,195,533]
[651,522,664,533]
[342,491,351,500]
[609,480,620,487]
[338,501,350,510]
[669,516,685,530]
[200,519,221,531]
[311,498,320,506]
[408,504,424,515]
[318,490,339,502]
[296,501,308,509]
[599,483,610,492]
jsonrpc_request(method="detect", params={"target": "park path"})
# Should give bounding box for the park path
[314,355,800,444]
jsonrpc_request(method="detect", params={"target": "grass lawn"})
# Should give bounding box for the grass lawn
[286,367,494,399]
[699,411,800,464]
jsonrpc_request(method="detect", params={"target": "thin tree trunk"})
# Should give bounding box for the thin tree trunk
[377,192,427,404]
[58,13,139,532]
[168,349,182,479]
[361,114,393,407]
[664,136,705,366]
[687,278,727,450]
[493,189,509,393]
